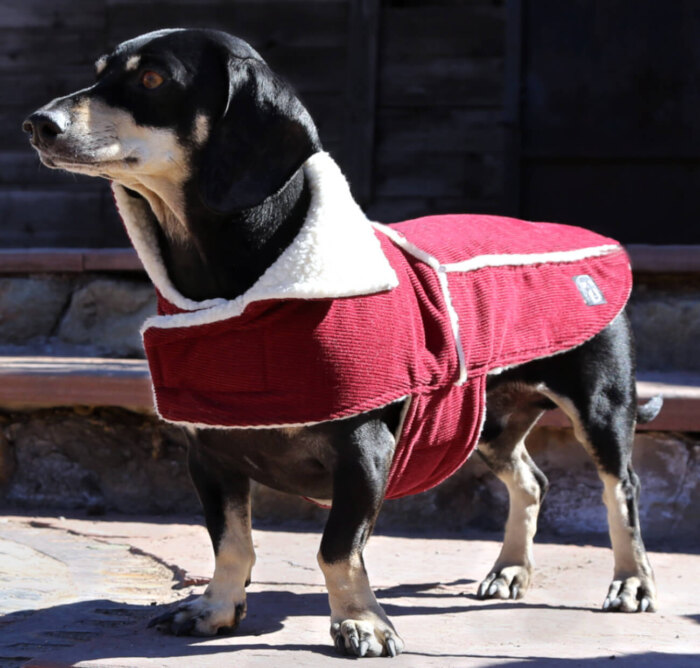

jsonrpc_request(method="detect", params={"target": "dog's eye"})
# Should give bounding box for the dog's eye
[140,71,164,89]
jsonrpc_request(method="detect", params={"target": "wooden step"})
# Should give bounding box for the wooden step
[0,357,152,412]
[0,248,143,273]
[0,357,697,431]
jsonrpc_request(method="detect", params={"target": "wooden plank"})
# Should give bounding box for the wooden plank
[0,28,106,71]
[502,0,523,217]
[522,161,700,244]
[375,108,504,155]
[0,0,106,29]
[0,188,128,248]
[83,248,143,271]
[378,56,503,107]
[259,46,347,94]
[627,245,700,274]
[0,190,100,246]
[342,0,380,205]
[0,249,83,273]
[1,71,96,107]
[0,357,153,411]
[107,1,347,49]
[0,248,143,273]
[522,0,700,157]
[374,151,504,199]
[0,152,97,186]
[382,3,504,58]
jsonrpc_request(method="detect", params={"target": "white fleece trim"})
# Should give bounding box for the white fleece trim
[152,396,409,431]
[112,152,399,330]
[113,186,228,312]
[373,224,468,386]
[436,266,468,385]
[442,244,621,273]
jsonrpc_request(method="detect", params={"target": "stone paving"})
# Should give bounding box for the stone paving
[0,514,698,667]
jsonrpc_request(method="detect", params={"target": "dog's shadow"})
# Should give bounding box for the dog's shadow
[0,581,636,665]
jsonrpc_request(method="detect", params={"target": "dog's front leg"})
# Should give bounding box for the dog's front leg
[150,444,254,636]
[475,392,549,601]
[318,418,404,658]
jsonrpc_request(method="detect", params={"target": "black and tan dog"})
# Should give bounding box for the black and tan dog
[24,29,661,658]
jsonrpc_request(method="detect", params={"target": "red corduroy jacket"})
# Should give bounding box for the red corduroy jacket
[141,214,631,500]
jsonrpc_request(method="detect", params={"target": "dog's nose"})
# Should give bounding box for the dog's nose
[22,111,68,145]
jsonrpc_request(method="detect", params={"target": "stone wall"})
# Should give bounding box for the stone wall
[628,275,700,372]
[0,274,155,358]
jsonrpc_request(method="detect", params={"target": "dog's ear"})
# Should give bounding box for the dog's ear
[197,52,321,213]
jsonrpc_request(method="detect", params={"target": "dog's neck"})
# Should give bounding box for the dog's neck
[146,168,310,302]
[117,176,189,245]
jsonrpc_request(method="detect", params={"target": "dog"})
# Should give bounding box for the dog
[24,29,661,658]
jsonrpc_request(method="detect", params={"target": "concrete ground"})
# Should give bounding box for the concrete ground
[0,514,698,667]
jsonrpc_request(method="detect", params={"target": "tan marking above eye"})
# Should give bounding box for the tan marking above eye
[95,56,108,75]
[141,70,164,89]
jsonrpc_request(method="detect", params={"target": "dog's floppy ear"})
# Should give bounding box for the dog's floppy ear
[198,50,321,213]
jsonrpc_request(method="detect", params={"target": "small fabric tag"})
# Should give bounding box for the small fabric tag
[574,275,607,306]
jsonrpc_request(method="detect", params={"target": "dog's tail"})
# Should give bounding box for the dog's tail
[637,395,663,424]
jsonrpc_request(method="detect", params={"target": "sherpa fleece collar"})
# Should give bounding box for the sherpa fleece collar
[112,152,399,329]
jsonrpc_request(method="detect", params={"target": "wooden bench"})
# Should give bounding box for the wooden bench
[0,356,697,431]
[0,357,152,413]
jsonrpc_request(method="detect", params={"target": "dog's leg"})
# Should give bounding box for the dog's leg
[476,398,548,600]
[318,416,404,658]
[536,319,656,612]
[544,387,656,612]
[150,444,255,635]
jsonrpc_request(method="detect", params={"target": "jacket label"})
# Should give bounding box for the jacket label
[574,275,607,306]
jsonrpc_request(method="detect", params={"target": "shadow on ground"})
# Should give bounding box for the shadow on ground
[2,586,694,667]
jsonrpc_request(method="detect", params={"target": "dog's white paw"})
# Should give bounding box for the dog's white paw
[603,576,656,613]
[331,617,404,658]
[149,593,246,636]
[477,564,532,600]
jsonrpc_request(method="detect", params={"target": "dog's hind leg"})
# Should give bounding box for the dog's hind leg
[537,319,656,612]
[150,443,255,636]
[542,387,656,612]
[318,411,405,658]
[476,389,549,600]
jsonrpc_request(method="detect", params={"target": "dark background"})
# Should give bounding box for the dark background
[1,0,698,248]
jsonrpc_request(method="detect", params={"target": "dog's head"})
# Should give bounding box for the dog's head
[23,29,321,214]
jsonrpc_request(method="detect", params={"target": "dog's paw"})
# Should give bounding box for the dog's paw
[148,594,246,636]
[331,618,404,658]
[477,565,532,600]
[602,576,656,613]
